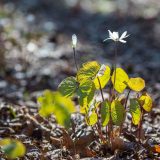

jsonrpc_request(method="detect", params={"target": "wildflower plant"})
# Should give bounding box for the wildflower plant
[0,138,26,159]
[37,31,153,150]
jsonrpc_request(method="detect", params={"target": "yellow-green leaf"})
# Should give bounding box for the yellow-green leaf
[53,92,75,128]
[101,100,110,126]
[58,77,77,97]
[111,100,125,126]
[0,138,26,159]
[111,68,129,93]
[128,77,145,92]
[129,99,141,125]
[139,93,152,112]
[77,61,100,81]
[38,90,55,117]
[86,112,98,126]
[79,79,93,94]
[94,65,111,89]
[38,91,75,129]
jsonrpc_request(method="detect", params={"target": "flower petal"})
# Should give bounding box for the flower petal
[113,32,119,39]
[124,34,130,38]
[108,30,114,39]
[120,31,127,39]
[119,39,126,43]
[103,38,111,42]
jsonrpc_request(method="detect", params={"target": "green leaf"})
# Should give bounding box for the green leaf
[77,80,95,113]
[101,100,110,126]
[129,99,141,125]
[79,79,93,94]
[127,77,145,92]
[86,112,98,126]
[58,76,77,97]
[111,68,129,93]
[0,138,26,159]
[111,100,125,126]
[139,93,152,112]
[38,91,75,129]
[94,65,111,89]
[77,61,100,81]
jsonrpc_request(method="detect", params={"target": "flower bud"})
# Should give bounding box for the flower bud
[72,34,77,48]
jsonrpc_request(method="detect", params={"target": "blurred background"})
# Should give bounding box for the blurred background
[0,0,159,107]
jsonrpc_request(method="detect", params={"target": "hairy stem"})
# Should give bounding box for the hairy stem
[113,41,117,95]
[138,109,144,142]
[94,108,106,144]
[97,77,107,144]
[97,77,105,102]
[125,89,131,110]
[73,47,79,72]
[108,42,118,146]
[119,89,131,135]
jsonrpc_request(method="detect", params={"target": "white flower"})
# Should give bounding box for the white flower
[72,34,77,48]
[104,30,129,43]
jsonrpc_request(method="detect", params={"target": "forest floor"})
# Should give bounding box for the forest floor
[0,0,160,159]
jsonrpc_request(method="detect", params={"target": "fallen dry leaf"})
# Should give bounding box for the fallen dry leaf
[151,145,160,153]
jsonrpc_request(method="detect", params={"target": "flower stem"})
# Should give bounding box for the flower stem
[113,41,117,93]
[73,47,79,72]
[125,89,131,110]
[119,89,131,136]
[96,77,106,144]
[97,77,104,102]
[138,108,144,142]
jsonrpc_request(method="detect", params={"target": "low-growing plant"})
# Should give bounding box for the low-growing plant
[0,138,26,159]
[38,30,153,151]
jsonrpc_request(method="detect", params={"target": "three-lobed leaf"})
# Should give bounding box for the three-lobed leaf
[111,99,125,126]
[128,77,145,92]
[0,138,26,159]
[129,99,141,125]
[139,93,152,112]
[111,68,129,93]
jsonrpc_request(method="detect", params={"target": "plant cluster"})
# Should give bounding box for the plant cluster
[37,31,153,149]
[0,30,155,159]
